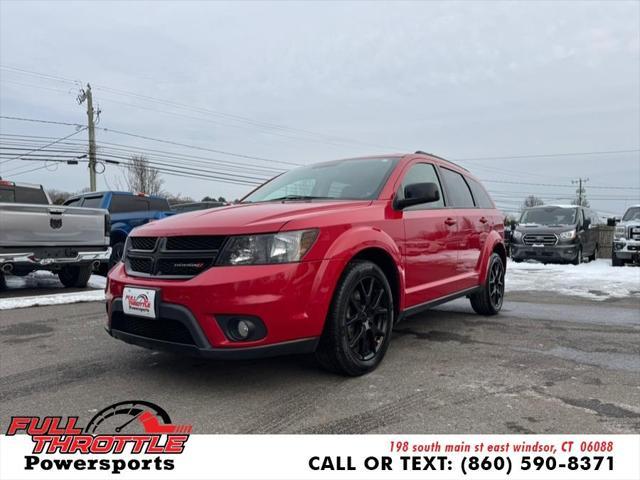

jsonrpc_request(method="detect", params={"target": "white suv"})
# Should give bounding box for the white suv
[612,205,640,266]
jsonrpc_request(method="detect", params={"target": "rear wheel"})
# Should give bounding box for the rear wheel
[109,241,125,270]
[58,264,92,288]
[316,260,394,376]
[0,272,6,291]
[470,253,505,316]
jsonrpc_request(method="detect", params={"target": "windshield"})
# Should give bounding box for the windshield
[519,206,578,226]
[242,157,399,203]
[622,207,640,222]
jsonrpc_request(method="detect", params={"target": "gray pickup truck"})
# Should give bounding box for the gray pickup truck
[0,180,111,290]
[612,205,640,266]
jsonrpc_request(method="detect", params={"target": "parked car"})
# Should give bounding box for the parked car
[611,205,640,266]
[106,152,506,375]
[64,191,174,268]
[0,180,110,289]
[510,205,601,264]
[171,201,226,214]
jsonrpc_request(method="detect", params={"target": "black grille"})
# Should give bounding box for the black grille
[130,237,157,250]
[523,234,557,246]
[157,258,213,276]
[124,235,226,278]
[111,311,195,345]
[128,257,153,273]
[166,236,225,251]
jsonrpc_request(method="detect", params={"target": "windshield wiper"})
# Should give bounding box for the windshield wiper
[263,195,336,202]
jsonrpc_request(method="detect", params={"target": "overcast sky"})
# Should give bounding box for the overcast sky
[1,0,638,214]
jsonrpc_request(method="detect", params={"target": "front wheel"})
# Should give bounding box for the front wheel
[588,245,598,262]
[58,265,92,288]
[470,253,505,316]
[611,251,624,267]
[571,246,583,265]
[316,260,394,376]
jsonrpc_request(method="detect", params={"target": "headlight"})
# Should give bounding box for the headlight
[217,229,318,265]
[559,229,576,240]
[614,226,626,239]
[512,231,523,241]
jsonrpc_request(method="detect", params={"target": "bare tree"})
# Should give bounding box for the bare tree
[522,195,544,209]
[120,155,164,195]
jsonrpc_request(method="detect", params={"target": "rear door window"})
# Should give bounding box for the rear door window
[398,163,445,209]
[467,178,495,209]
[15,186,49,204]
[64,198,82,207]
[440,168,475,208]
[109,195,149,213]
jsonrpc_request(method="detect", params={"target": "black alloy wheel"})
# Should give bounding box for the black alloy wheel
[345,276,392,361]
[470,253,505,316]
[316,260,394,376]
[487,256,505,311]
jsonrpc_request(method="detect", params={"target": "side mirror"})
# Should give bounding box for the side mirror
[607,216,620,226]
[510,223,517,231]
[394,182,440,210]
[583,218,591,230]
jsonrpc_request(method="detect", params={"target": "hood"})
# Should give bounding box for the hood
[515,224,577,235]
[133,200,372,236]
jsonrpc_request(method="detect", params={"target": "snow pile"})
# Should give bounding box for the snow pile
[506,259,640,300]
[0,272,106,310]
[0,289,105,310]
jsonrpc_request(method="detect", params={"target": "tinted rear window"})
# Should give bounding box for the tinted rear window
[15,186,48,204]
[440,168,475,208]
[82,196,104,208]
[467,178,494,209]
[0,187,15,203]
[149,197,170,210]
[110,195,149,213]
[64,198,82,207]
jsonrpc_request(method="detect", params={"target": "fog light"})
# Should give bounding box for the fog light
[236,320,251,339]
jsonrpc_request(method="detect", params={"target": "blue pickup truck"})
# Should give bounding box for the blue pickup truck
[63,191,174,267]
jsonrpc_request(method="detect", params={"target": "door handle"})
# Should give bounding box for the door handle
[479,217,488,224]
[444,217,457,226]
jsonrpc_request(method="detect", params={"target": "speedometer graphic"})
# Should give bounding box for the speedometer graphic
[85,400,192,434]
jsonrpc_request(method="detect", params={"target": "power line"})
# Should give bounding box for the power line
[0,115,84,128]
[454,149,640,162]
[0,127,86,166]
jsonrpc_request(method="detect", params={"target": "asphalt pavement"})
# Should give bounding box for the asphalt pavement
[1,290,639,434]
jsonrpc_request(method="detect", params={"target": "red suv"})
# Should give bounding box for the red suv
[106,152,506,375]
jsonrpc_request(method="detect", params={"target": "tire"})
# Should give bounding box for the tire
[588,245,598,262]
[611,251,624,267]
[571,246,583,265]
[470,253,505,316]
[109,241,125,270]
[315,260,394,376]
[58,265,92,288]
[0,272,6,291]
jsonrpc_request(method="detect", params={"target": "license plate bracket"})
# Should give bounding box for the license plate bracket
[122,286,159,319]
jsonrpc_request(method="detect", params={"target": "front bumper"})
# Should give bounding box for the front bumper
[0,247,111,267]
[511,243,578,262]
[108,298,319,359]
[106,258,343,356]
[613,239,640,262]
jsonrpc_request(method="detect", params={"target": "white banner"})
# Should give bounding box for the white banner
[1,434,639,480]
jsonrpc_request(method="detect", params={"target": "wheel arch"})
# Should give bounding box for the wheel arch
[479,232,507,284]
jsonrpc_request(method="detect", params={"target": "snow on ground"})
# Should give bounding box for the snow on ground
[0,260,638,310]
[0,272,106,311]
[506,259,640,301]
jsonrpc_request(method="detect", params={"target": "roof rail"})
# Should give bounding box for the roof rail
[414,150,469,172]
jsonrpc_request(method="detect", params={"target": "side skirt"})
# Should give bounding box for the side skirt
[397,286,481,322]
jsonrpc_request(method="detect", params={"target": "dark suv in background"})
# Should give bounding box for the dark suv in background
[510,205,601,264]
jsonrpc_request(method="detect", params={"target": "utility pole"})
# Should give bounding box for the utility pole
[77,83,98,191]
[571,177,589,206]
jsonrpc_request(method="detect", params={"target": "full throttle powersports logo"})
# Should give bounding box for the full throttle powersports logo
[6,400,192,474]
